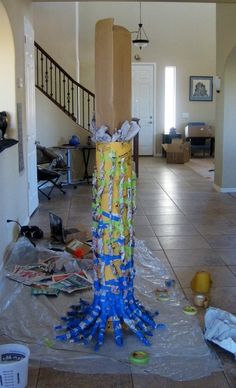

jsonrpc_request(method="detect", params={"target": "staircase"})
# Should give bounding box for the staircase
[34,41,95,133]
[34,42,139,176]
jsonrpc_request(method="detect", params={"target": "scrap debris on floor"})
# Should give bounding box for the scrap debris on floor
[6,236,93,296]
[0,229,223,381]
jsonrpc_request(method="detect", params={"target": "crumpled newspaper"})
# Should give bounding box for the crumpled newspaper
[91,116,140,143]
[204,307,236,357]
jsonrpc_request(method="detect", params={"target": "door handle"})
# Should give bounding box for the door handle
[148,121,153,124]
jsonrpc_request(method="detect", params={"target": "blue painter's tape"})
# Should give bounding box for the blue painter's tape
[102,211,120,221]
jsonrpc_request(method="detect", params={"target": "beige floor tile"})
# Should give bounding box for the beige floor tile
[135,206,145,215]
[137,181,161,187]
[174,197,236,207]
[179,205,223,214]
[38,195,70,210]
[219,351,236,387]
[31,208,68,221]
[135,225,156,238]
[229,266,236,276]
[137,191,167,198]
[37,369,133,388]
[159,185,193,193]
[69,203,92,213]
[210,287,236,314]
[152,224,199,237]
[143,207,182,216]
[217,249,236,265]
[204,235,236,249]
[132,372,229,388]
[147,215,190,225]
[66,215,92,228]
[185,214,233,226]
[195,224,236,235]
[173,198,217,207]
[181,208,228,217]
[158,236,211,250]
[134,216,150,226]
[137,237,162,251]
[169,192,225,200]
[165,249,225,267]
[27,361,40,388]
[223,214,236,225]
[136,189,163,196]
[141,199,176,208]
[185,185,215,193]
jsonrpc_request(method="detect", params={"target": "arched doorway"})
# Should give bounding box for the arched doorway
[217,46,236,190]
[0,0,17,262]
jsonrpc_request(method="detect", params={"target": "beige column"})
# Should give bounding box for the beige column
[95,18,131,133]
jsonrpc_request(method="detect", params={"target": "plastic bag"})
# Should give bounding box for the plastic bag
[204,307,236,357]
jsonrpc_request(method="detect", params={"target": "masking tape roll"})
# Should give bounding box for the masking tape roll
[156,291,170,301]
[129,351,149,365]
[183,305,197,315]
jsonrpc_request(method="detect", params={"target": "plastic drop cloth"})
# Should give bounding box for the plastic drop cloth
[0,237,221,381]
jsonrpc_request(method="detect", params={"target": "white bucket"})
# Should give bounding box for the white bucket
[0,344,30,388]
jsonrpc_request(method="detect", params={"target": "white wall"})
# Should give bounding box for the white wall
[0,0,32,267]
[79,2,216,154]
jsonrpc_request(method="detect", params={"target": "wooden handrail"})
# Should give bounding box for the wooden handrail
[34,42,95,97]
[133,133,139,178]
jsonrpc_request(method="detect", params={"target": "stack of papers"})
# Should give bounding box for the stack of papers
[6,259,92,297]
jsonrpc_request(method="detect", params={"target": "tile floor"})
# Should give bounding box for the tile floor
[28,156,236,387]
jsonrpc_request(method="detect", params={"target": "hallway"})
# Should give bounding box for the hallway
[28,156,236,387]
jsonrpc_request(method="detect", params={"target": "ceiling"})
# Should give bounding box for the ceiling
[32,0,236,3]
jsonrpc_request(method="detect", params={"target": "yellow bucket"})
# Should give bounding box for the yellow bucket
[191,271,212,294]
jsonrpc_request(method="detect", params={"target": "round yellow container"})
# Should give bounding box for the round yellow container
[191,271,212,294]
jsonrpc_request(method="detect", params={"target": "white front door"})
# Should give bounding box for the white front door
[132,63,155,156]
[24,17,38,215]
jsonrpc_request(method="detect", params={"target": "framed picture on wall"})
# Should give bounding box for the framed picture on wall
[189,76,213,101]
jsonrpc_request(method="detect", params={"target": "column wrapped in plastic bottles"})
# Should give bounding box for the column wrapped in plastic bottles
[93,142,135,287]
[55,18,158,349]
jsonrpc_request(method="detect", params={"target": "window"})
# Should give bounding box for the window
[164,66,176,134]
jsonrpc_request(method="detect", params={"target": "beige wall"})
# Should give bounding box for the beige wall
[79,2,216,155]
[33,2,92,178]
[0,3,15,128]
[0,0,32,267]
[33,1,78,79]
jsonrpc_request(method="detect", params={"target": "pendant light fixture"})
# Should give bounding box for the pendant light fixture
[132,2,149,50]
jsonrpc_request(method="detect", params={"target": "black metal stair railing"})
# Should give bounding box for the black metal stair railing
[35,41,139,176]
[34,41,95,133]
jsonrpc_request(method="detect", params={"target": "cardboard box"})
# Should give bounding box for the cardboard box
[66,239,91,258]
[162,140,190,164]
[185,125,213,138]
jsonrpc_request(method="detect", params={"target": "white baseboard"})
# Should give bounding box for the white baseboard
[214,183,236,193]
